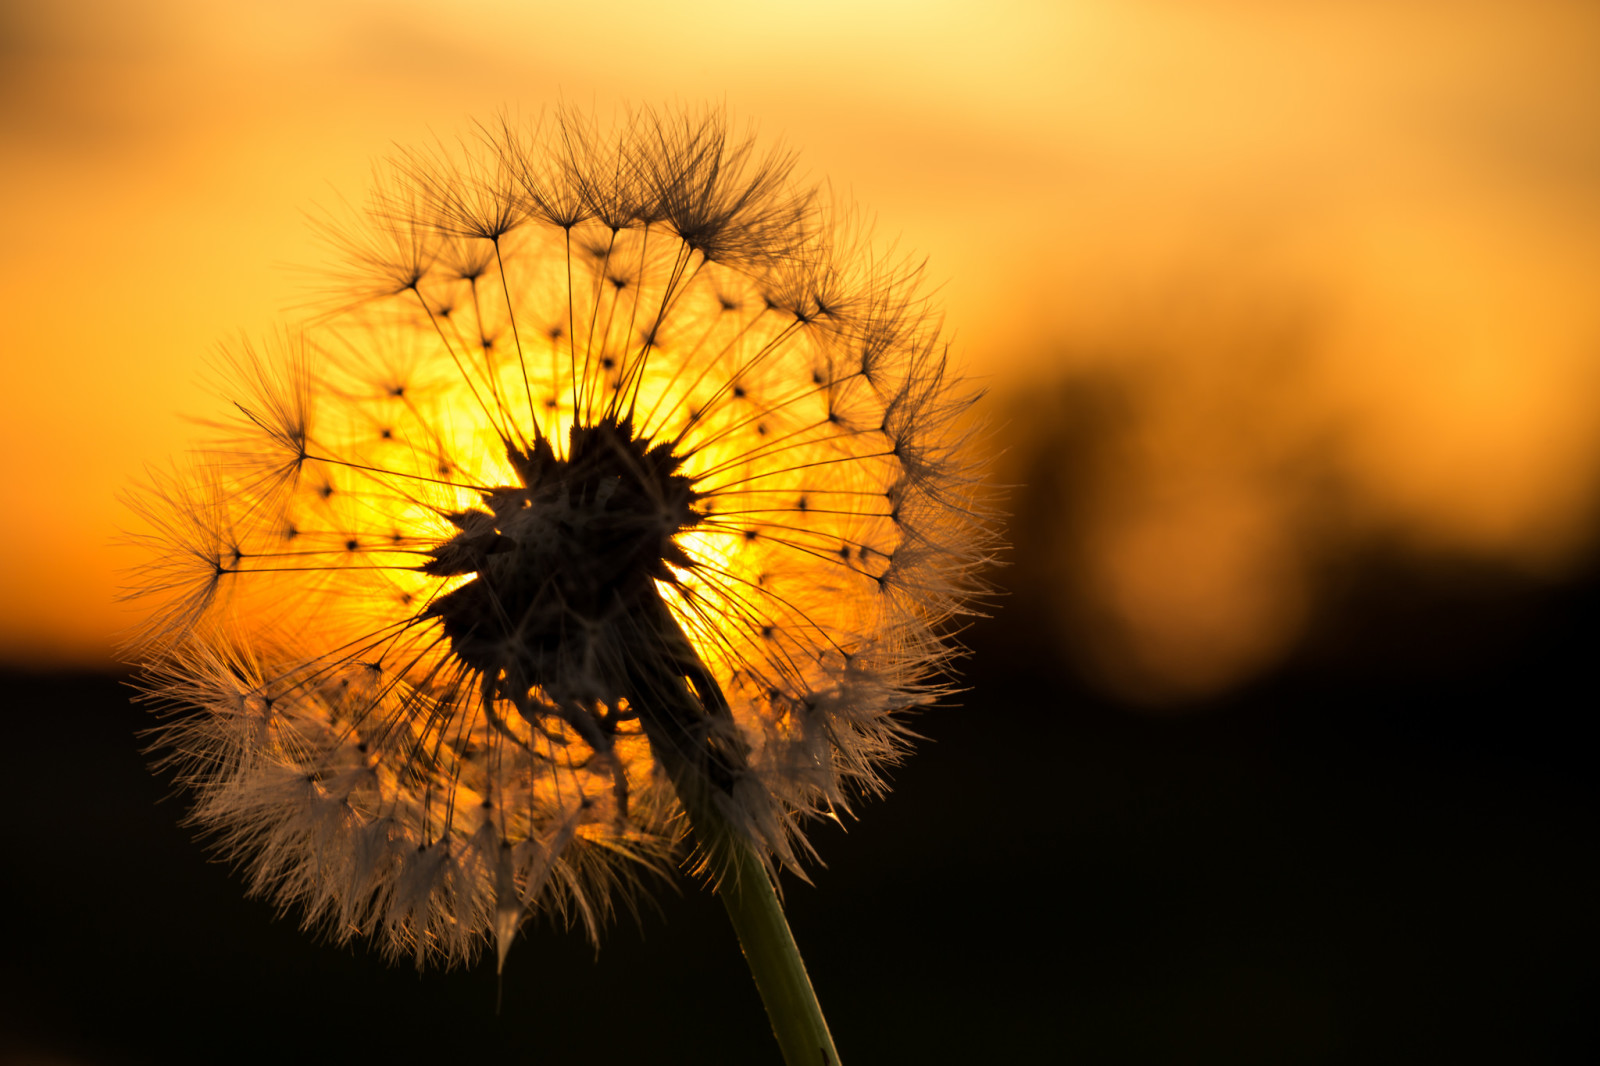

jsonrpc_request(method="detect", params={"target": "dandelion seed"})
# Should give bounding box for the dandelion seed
[126,105,993,1062]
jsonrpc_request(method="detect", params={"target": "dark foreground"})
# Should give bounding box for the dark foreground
[2,552,1595,1064]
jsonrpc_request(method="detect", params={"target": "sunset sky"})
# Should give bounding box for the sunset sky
[4,0,1598,702]
[4,5,1596,1062]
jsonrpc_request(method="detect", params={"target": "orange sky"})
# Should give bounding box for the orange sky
[4,0,1598,700]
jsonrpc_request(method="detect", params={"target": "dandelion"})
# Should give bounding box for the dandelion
[127,105,992,1063]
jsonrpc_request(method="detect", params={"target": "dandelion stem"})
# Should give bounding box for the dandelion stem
[679,780,840,1066]
[632,592,840,1065]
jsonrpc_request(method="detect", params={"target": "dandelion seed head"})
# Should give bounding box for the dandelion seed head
[127,105,993,969]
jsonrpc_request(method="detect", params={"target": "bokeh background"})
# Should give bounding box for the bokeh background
[2,1,1595,1062]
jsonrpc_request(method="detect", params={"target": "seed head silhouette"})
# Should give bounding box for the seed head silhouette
[127,107,993,990]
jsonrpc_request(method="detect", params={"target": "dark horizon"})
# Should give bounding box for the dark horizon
[4,481,1594,1064]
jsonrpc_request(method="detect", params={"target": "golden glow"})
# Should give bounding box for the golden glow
[218,213,897,718]
[8,0,1600,707]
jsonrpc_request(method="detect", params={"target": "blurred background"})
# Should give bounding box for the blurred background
[2,1,1595,1062]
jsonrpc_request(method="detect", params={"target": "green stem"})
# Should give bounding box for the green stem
[689,799,840,1066]
[631,592,840,1064]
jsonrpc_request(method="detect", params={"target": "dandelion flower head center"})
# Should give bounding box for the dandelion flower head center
[425,416,701,707]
